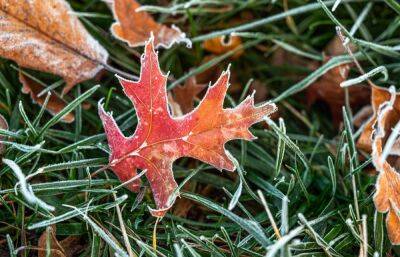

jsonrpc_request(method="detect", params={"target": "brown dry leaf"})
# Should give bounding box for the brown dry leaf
[357,85,398,153]
[172,76,207,114]
[0,0,108,94]
[38,226,66,257]
[172,182,194,217]
[57,236,85,257]
[250,80,269,103]
[0,114,8,155]
[19,73,74,123]
[305,36,370,125]
[38,226,84,257]
[271,36,369,125]
[325,36,357,56]
[203,35,243,59]
[370,86,400,245]
[271,47,319,80]
[108,0,191,49]
[306,56,370,125]
[167,92,183,117]
[353,105,373,128]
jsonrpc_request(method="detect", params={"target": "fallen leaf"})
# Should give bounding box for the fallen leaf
[271,47,319,80]
[306,56,370,125]
[357,85,397,153]
[271,37,370,125]
[203,35,243,59]
[370,86,400,245]
[325,36,357,56]
[38,226,84,257]
[99,37,277,217]
[0,114,8,155]
[353,105,373,129]
[167,92,183,117]
[172,76,206,114]
[305,36,370,125]
[38,226,66,257]
[249,80,269,103]
[0,0,108,94]
[57,236,85,257]
[19,73,74,123]
[108,0,191,49]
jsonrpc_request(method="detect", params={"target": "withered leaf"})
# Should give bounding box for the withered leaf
[370,86,400,245]
[99,37,277,217]
[172,76,206,114]
[250,80,269,103]
[38,226,84,257]
[0,114,8,155]
[305,36,370,125]
[38,226,66,257]
[271,47,319,80]
[306,56,370,125]
[109,0,191,49]
[19,72,74,123]
[357,85,398,153]
[167,92,183,117]
[0,0,108,94]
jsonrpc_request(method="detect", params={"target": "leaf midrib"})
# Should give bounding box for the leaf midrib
[0,5,102,66]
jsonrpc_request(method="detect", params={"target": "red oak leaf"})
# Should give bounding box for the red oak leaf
[98,38,277,217]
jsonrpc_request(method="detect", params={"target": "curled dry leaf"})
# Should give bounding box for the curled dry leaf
[357,85,398,153]
[108,0,191,49]
[370,86,400,245]
[19,73,74,123]
[99,37,277,217]
[0,0,108,94]
[203,35,243,59]
[172,76,207,114]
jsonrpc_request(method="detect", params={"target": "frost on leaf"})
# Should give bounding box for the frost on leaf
[0,0,108,94]
[371,86,400,245]
[357,85,400,153]
[99,37,277,217]
[108,0,191,49]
